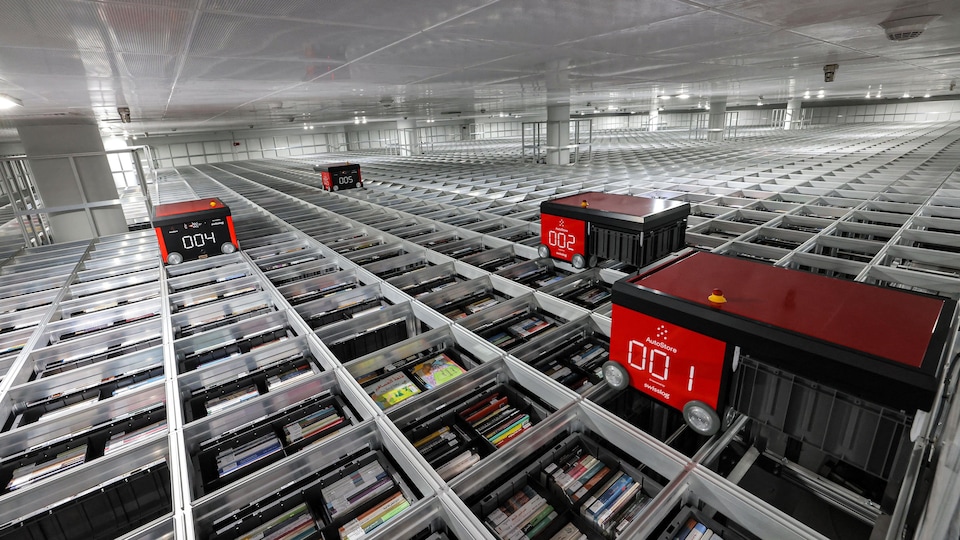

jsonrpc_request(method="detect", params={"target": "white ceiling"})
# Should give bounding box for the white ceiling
[0,0,957,137]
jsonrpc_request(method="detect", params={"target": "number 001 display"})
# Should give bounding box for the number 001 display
[609,304,728,411]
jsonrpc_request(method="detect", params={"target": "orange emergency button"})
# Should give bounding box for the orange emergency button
[708,288,727,304]
[209,201,218,207]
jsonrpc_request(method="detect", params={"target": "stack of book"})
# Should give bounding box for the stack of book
[205,385,260,415]
[216,433,282,478]
[322,461,395,519]
[36,396,100,423]
[104,420,167,455]
[235,502,317,540]
[535,275,565,288]
[112,374,164,397]
[410,354,466,390]
[410,426,480,481]
[542,361,591,394]
[364,372,421,411]
[267,363,312,390]
[542,446,612,503]
[673,517,724,540]
[460,392,532,448]
[289,282,353,304]
[0,341,24,355]
[574,286,611,307]
[569,342,608,374]
[281,406,346,445]
[337,490,410,540]
[467,296,500,313]
[7,444,87,491]
[351,304,386,319]
[610,497,650,537]
[484,485,558,539]
[432,290,485,319]
[508,315,553,339]
[580,469,646,533]
[434,449,481,481]
[548,523,587,540]
[487,330,517,349]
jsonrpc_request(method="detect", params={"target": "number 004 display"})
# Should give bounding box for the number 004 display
[153,198,240,265]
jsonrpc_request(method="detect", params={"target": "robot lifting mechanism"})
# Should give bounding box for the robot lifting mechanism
[600,249,958,536]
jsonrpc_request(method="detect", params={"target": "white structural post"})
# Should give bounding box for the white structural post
[546,104,570,165]
[707,99,727,141]
[396,119,419,156]
[784,98,801,130]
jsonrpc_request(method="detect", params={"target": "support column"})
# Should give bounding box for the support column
[649,106,660,131]
[783,98,801,130]
[16,118,128,242]
[707,99,727,141]
[459,120,476,141]
[396,119,419,156]
[329,125,347,152]
[546,104,570,165]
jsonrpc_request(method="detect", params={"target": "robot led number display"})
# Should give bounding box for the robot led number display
[153,198,240,265]
[539,213,585,264]
[612,308,728,413]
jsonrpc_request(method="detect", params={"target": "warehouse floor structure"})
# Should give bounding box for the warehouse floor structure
[0,123,959,539]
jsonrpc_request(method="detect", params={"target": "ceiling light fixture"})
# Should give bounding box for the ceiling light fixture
[0,94,23,109]
[865,91,871,98]
[803,91,811,99]
[757,96,764,106]
[677,94,690,99]
[903,92,911,98]
[660,95,671,100]
[879,15,940,42]
[924,92,931,98]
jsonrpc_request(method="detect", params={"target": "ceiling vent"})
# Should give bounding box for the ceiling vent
[879,15,940,41]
